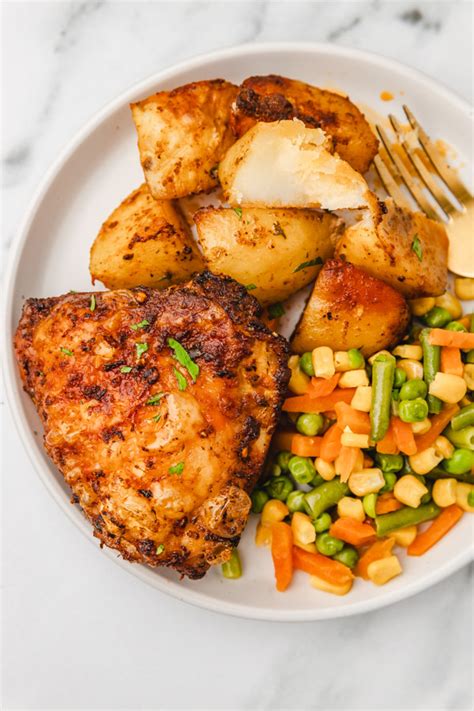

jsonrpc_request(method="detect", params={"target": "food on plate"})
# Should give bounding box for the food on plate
[193,206,343,305]
[230,74,378,174]
[291,259,410,356]
[90,184,204,289]
[335,195,449,298]
[131,79,237,199]
[14,273,289,579]
[218,120,370,210]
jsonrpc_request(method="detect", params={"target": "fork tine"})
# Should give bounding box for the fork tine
[376,124,442,221]
[403,105,472,205]
[373,155,412,209]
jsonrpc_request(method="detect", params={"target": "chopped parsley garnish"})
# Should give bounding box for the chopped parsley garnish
[245,284,257,291]
[273,221,286,238]
[167,338,199,382]
[131,319,150,331]
[120,366,132,374]
[233,207,243,219]
[268,302,285,319]
[146,392,164,405]
[135,342,149,360]
[168,462,184,476]
[411,234,423,261]
[173,367,187,391]
[151,413,161,423]
[156,544,165,555]
[294,257,323,272]
[90,295,96,312]
[60,347,73,356]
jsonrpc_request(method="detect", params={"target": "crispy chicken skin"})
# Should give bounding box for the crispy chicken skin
[230,75,378,174]
[14,273,289,578]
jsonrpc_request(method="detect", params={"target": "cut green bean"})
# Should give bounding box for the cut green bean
[445,321,467,332]
[363,493,377,518]
[370,355,396,441]
[303,480,349,519]
[375,502,441,536]
[375,453,404,473]
[265,475,294,500]
[451,403,474,431]
[288,456,315,484]
[425,467,474,484]
[424,306,452,328]
[445,425,474,451]
[420,328,442,414]
[221,549,242,579]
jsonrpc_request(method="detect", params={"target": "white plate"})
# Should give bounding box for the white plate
[4,42,473,621]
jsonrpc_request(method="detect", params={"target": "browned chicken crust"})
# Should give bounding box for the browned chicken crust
[15,273,289,578]
[231,75,378,174]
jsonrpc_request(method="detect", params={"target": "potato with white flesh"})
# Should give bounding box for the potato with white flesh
[335,194,449,298]
[231,74,378,174]
[90,184,204,289]
[219,120,370,211]
[131,79,237,199]
[193,206,342,305]
[291,258,410,356]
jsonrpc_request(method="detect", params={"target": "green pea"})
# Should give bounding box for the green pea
[348,348,365,369]
[286,490,307,513]
[313,512,332,532]
[250,489,269,514]
[288,456,315,484]
[265,475,294,501]
[445,425,474,451]
[363,493,377,518]
[296,413,324,436]
[394,367,407,388]
[399,379,428,401]
[399,397,429,423]
[221,549,242,579]
[299,352,315,376]
[316,532,344,557]
[269,463,282,477]
[392,389,400,401]
[381,471,397,492]
[443,448,474,475]
[333,546,359,569]
[276,451,293,472]
[424,306,452,328]
[467,491,474,507]
[375,453,404,473]
[445,321,467,332]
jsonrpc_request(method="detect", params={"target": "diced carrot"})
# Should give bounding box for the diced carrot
[335,401,371,435]
[407,504,463,556]
[355,538,395,579]
[291,434,323,457]
[336,446,361,483]
[320,423,343,461]
[392,416,417,456]
[363,455,374,467]
[440,347,464,377]
[429,329,474,349]
[414,404,460,452]
[329,517,376,547]
[308,373,341,398]
[271,522,294,592]
[376,421,399,455]
[292,546,353,585]
[282,388,356,414]
[375,493,404,515]
[458,316,470,329]
[272,431,295,452]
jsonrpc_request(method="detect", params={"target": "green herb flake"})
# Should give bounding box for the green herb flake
[135,342,149,360]
[60,347,73,357]
[233,207,243,219]
[273,221,286,238]
[173,367,188,391]
[169,462,184,476]
[268,302,285,319]
[90,295,96,312]
[167,338,199,382]
[131,319,150,331]
[245,284,257,291]
[151,413,161,423]
[120,366,132,374]
[156,544,165,555]
[146,392,164,405]
[294,257,323,272]
[411,234,423,261]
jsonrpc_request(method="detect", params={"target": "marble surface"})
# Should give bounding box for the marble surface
[2,1,473,709]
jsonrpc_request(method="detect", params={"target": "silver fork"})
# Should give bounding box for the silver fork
[373,105,473,278]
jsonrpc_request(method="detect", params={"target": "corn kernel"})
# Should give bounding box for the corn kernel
[411,418,432,435]
[348,468,385,496]
[291,512,316,545]
[334,351,352,372]
[368,350,393,365]
[434,292,463,319]
[392,344,423,360]
[312,346,335,379]
[409,297,435,316]
[315,458,336,481]
[390,526,417,547]
[397,359,424,380]
[337,496,365,522]
[351,385,372,412]
[394,474,428,507]
[464,364,474,391]
[456,483,474,512]
[261,499,289,525]
[288,355,310,395]
[429,372,467,403]
[367,555,402,585]
[310,574,353,595]
[255,522,272,546]
[409,447,443,476]
[454,277,474,301]
[433,436,455,460]
[432,478,457,508]
[339,369,369,389]
[340,431,370,448]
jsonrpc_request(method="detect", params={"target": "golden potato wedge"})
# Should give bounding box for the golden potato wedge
[194,206,342,305]
[131,79,237,199]
[291,258,410,356]
[335,195,449,298]
[90,184,204,289]
[219,120,370,211]
[231,75,378,174]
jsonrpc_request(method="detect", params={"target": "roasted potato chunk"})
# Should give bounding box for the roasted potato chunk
[194,207,342,305]
[90,184,204,289]
[231,75,378,174]
[291,258,410,356]
[219,120,370,211]
[335,195,449,298]
[131,79,237,199]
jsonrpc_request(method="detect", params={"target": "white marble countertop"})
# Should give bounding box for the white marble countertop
[2,2,473,709]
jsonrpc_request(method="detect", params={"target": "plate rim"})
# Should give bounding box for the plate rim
[3,41,473,622]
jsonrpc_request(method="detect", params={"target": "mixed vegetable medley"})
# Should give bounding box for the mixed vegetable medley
[223,288,474,594]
